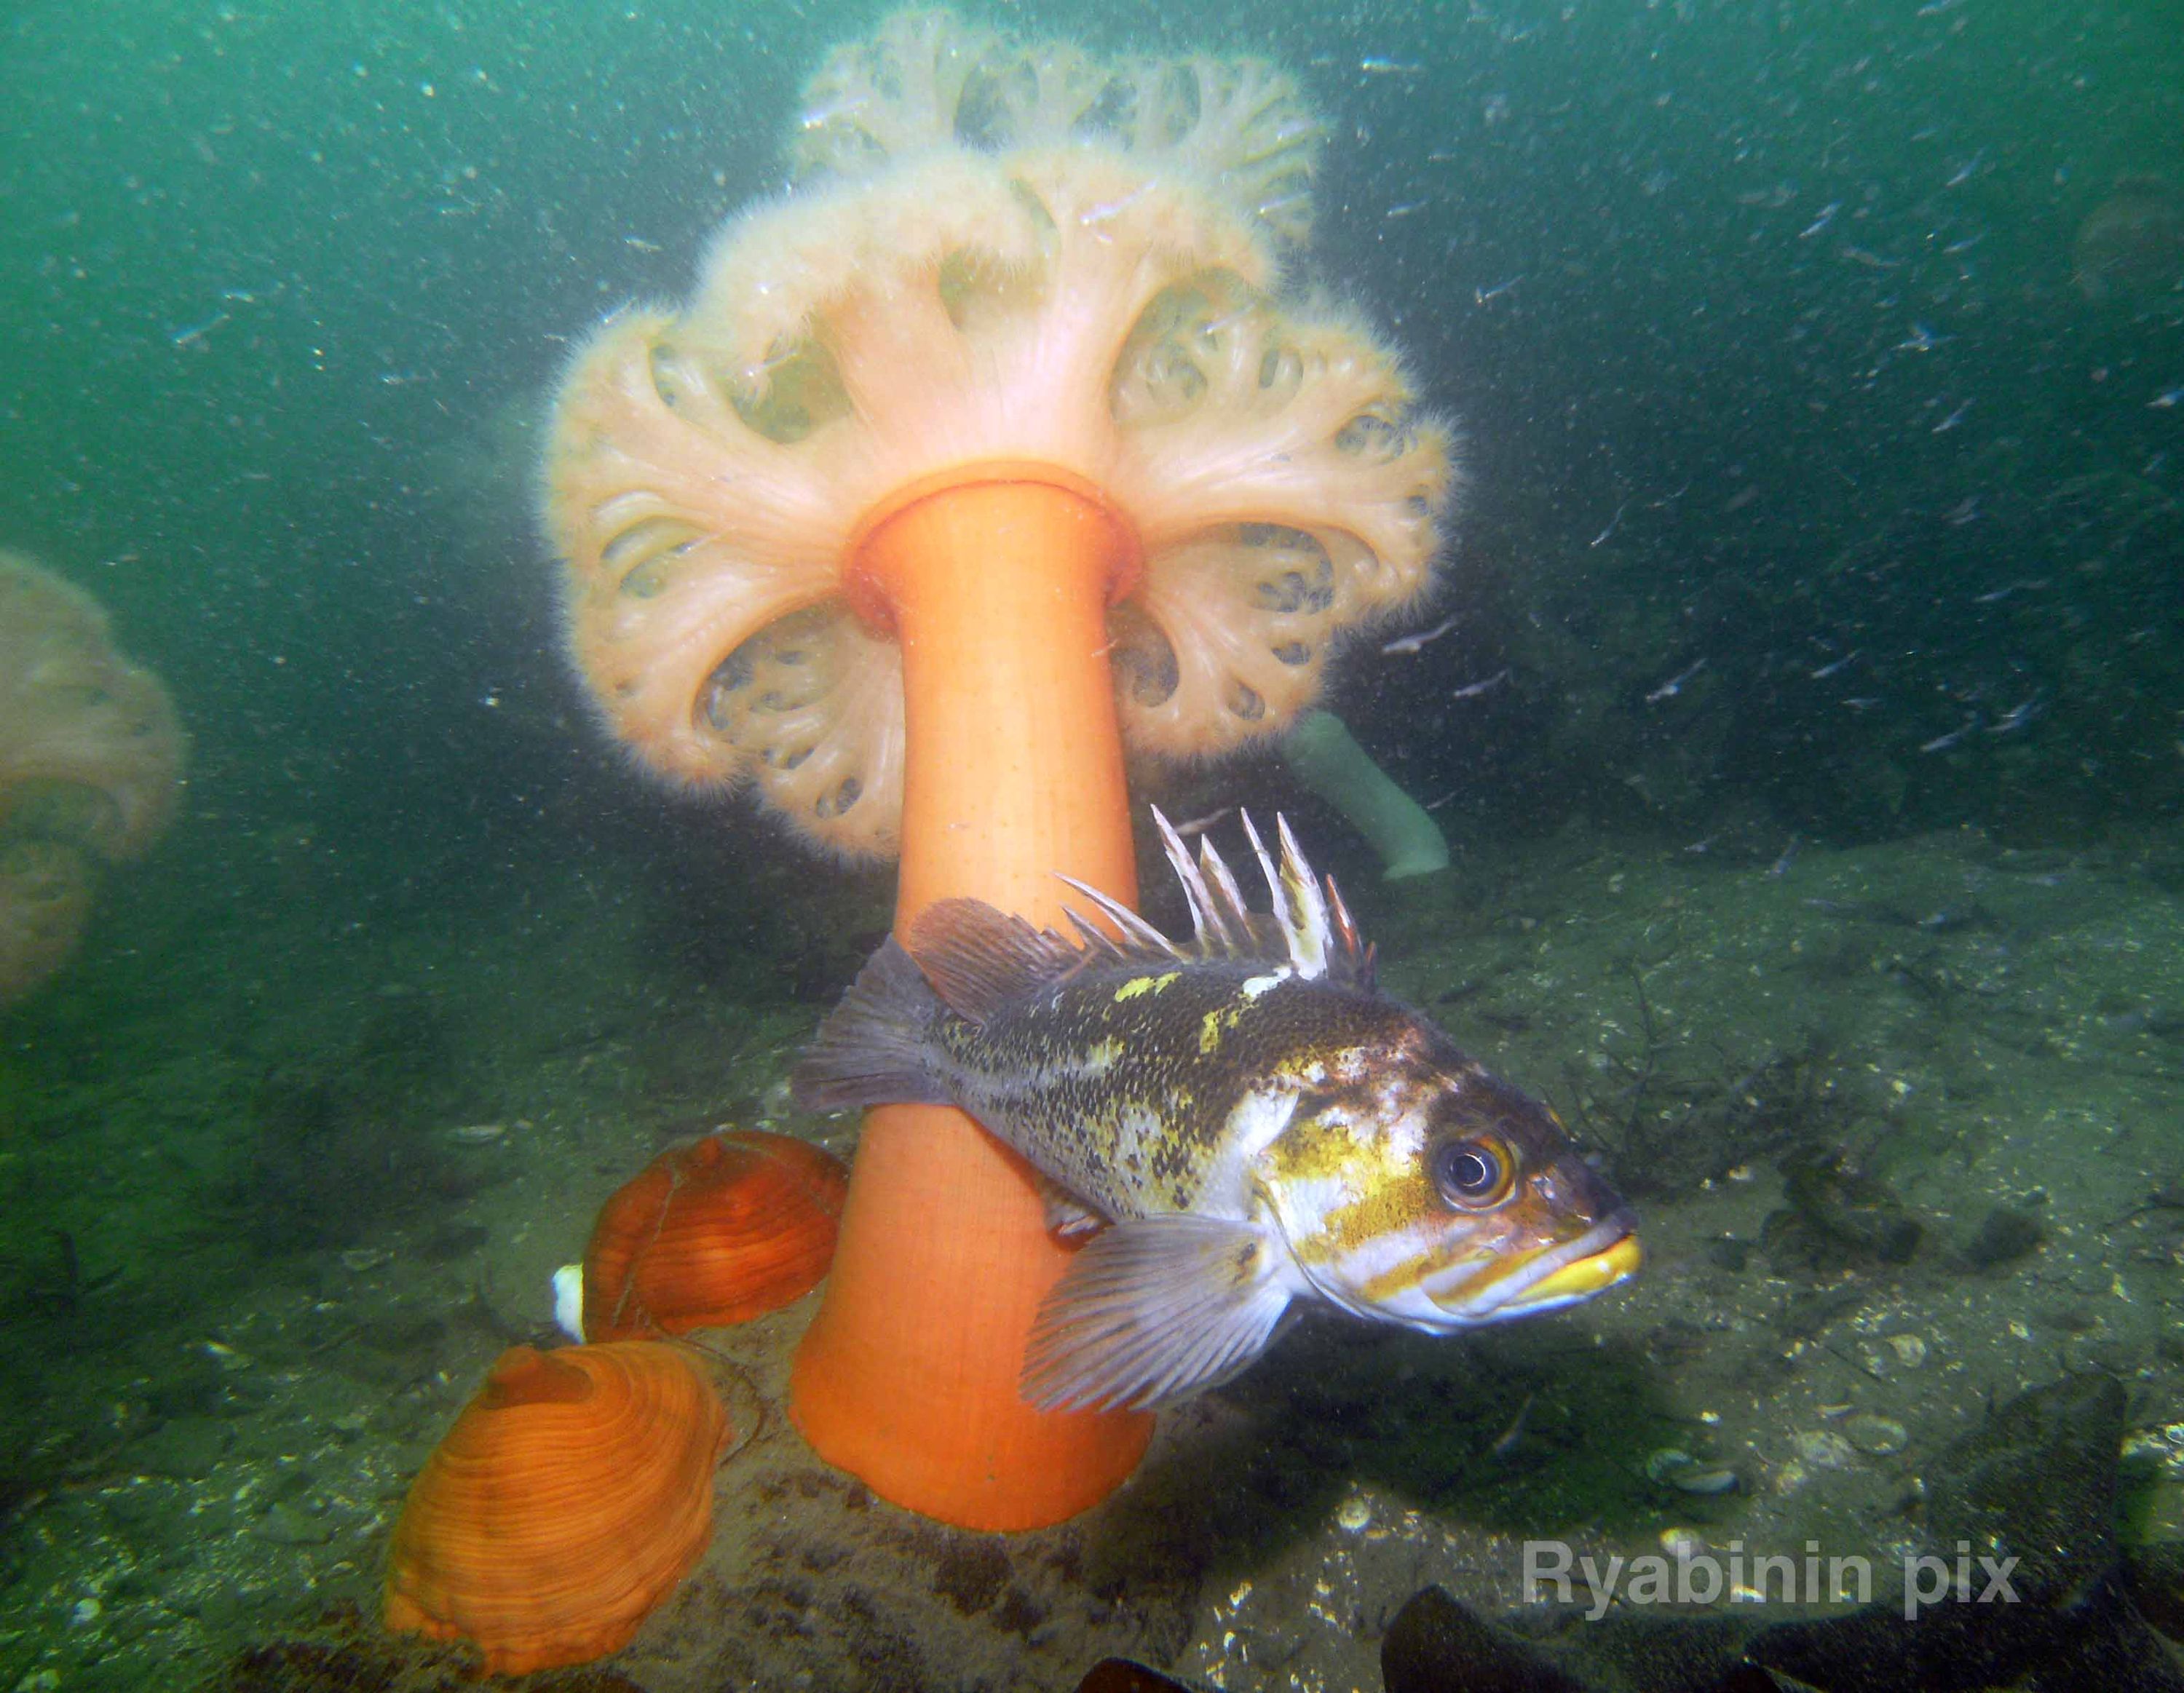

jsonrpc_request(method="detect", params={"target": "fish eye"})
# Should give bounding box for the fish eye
[1431,1137,1514,1209]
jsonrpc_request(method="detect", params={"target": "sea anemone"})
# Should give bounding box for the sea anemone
[0,841,95,1007]
[383,1342,727,1676]
[582,1130,850,1342]
[542,9,1455,1529]
[0,550,186,1006]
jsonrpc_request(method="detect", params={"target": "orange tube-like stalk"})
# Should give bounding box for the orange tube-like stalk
[790,471,1154,1529]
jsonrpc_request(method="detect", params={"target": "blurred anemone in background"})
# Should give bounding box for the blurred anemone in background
[0,550,186,1006]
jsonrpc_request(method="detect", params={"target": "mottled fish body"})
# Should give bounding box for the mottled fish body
[796,811,1639,1412]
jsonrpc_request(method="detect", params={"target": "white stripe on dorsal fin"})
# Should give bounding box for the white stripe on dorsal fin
[1053,875,1186,962]
[1272,812,1334,980]
[1239,812,1309,978]
[1152,806,1241,956]
[1196,835,1256,954]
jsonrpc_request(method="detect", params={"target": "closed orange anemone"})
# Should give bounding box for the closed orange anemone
[383,1342,726,1676]
[582,1130,850,1343]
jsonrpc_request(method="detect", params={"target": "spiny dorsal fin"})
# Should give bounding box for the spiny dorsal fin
[1152,807,1241,955]
[900,809,1377,1025]
[1197,835,1256,953]
[1238,812,1328,979]
[1144,806,1372,988]
[1059,907,1125,962]
[1053,875,1187,964]
[1325,872,1376,994]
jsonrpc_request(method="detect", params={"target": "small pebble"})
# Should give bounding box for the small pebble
[1704,1236,1751,1272]
[254,1502,336,1546]
[1793,1430,1856,1470]
[1888,1333,1928,1368]
[1645,1449,1740,1494]
[1844,1414,1909,1456]
[1334,1496,1372,1534]
[1963,1205,2043,1269]
[1646,1448,1696,1483]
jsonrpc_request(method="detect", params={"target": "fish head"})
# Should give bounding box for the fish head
[1262,1038,1639,1332]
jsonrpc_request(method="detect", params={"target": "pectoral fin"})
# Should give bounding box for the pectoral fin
[1021,1215,1293,1412]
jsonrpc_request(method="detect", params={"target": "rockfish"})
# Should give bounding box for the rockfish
[795,810,1639,1412]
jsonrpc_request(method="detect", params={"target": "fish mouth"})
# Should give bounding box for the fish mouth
[1423,1213,1642,1323]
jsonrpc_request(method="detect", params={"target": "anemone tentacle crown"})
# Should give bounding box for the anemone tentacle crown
[544,8,1456,860]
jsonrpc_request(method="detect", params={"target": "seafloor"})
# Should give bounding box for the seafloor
[3,812,2183,1691]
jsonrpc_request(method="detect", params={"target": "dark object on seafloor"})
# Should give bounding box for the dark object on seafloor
[1074,1659,1202,1692]
[1385,1373,2184,1692]
[1961,1205,2045,1271]
[2126,1542,2184,1642]
[1702,1235,1750,1274]
[1382,1590,1594,1692]
[1761,1147,1922,1272]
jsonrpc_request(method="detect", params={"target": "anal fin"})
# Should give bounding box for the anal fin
[1021,1214,1294,1412]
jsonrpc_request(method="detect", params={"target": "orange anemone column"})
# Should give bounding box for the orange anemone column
[789,467,1155,1530]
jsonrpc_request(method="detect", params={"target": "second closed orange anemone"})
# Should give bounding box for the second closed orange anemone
[383,1342,726,1676]
[583,1130,850,1342]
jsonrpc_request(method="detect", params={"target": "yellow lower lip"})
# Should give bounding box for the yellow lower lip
[1529,1232,1642,1302]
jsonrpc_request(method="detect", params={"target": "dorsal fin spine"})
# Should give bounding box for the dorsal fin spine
[1240,812,1306,978]
[1152,807,1232,954]
[1274,814,1333,980]
[1197,836,1254,953]
[1061,908,1124,959]
[1089,808,1373,988]
[1325,873,1364,976]
[1053,874,1185,960]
